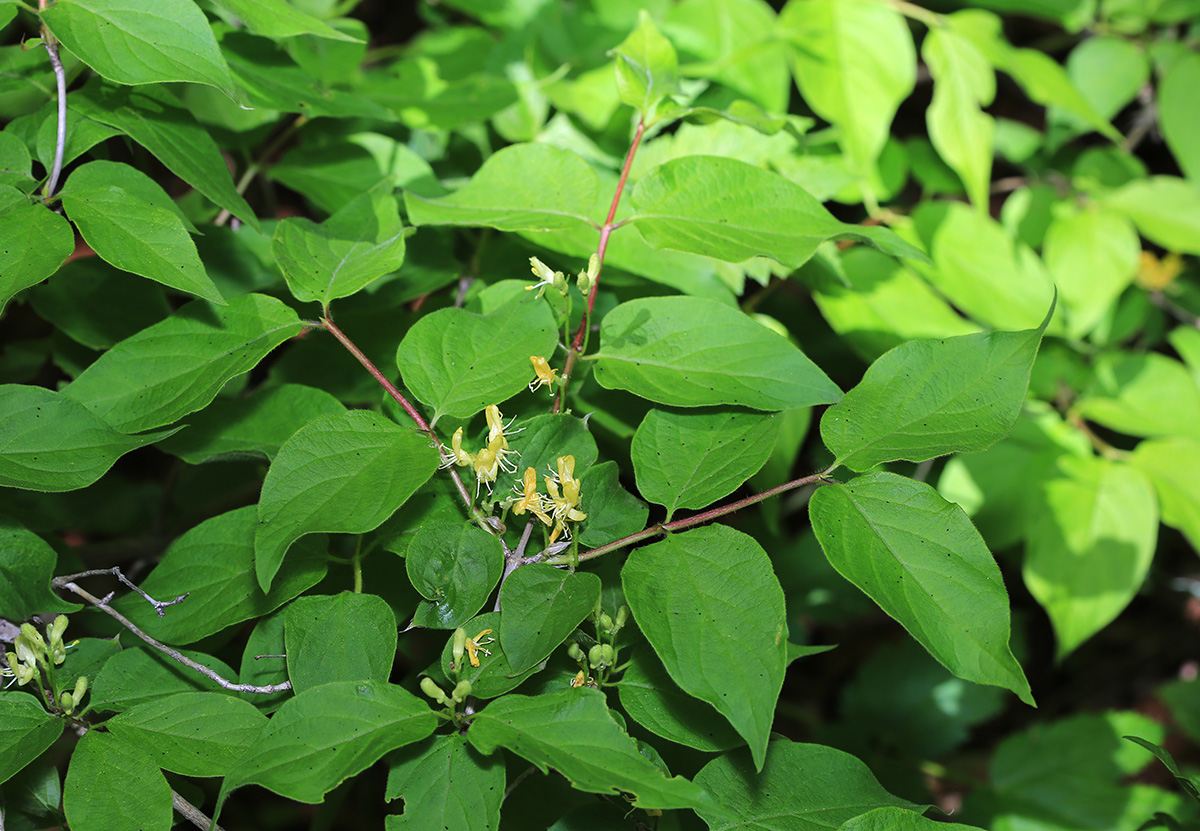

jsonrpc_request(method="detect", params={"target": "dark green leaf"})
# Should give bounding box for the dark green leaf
[62,731,172,831]
[1124,736,1200,804]
[439,611,542,699]
[286,593,398,693]
[578,461,648,548]
[0,694,64,785]
[494,413,599,498]
[498,564,600,672]
[617,648,743,752]
[384,733,504,831]
[0,514,80,619]
[407,523,504,630]
[89,647,241,713]
[838,807,981,831]
[28,259,170,351]
[0,190,74,316]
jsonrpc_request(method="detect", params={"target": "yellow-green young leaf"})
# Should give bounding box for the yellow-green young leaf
[211,0,363,41]
[628,156,928,268]
[840,807,985,831]
[498,564,600,672]
[112,507,326,645]
[923,26,995,211]
[1102,176,1200,255]
[466,688,719,813]
[63,731,172,831]
[1076,352,1200,440]
[404,143,597,233]
[780,0,915,172]
[70,83,258,229]
[1158,52,1200,183]
[622,525,787,771]
[0,188,73,315]
[617,649,744,753]
[274,188,407,307]
[631,406,780,518]
[611,10,680,120]
[104,692,267,778]
[41,0,235,95]
[217,681,437,810]
[0,515,80,619]
[385,733,504,831]
[407,523,504,630]
[694,740,923,831]
[395,293,557,423]
[1023,455,1157,659]
[0,385,172,492]
[594,296,842,411]
[285,593,398,693]
[255,411,438,592]
[1043,208,1139,339]
[0,695,65,785]
[821,309,1050,472]
[809,473,1033,706]
[1131,437,1200,553]
[61,294,303,434]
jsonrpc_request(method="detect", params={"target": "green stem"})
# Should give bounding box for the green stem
[213,114,308,227]
[351,536,363,594]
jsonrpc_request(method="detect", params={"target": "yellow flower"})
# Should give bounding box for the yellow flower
[528,356,558,394]
[526,256,567,299]
[465,629,494,667]
[442,406,520,497]
[511,467,552,525]
[544,455,586,544]
[1136,250,1184,291]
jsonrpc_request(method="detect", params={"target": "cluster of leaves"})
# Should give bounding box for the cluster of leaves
[2,0,1200,830]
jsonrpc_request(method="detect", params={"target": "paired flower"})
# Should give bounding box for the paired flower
[508,455,587,544]
[3,617,83,711]
[441,405,520,497]
[526,257,568,299]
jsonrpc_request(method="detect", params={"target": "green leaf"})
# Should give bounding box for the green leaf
[617,648,744,752]
[60,185,225,305]
[780,0,914,172]
[404,143,598,233]
[438,611,542,699]
[28,259,170,351]
[1102,176,1200,255]
[63,730,172,831]
[0,695,64,785]
[62,159,198,231]
[1076,352,1200,439]
[1022,455,1157,658]
[610,10,679,120]
[628,156,927,268]
[61,294,303,433]
[0,385,170,492]
[238,612,290,713]
[622,524,787,770]
[1060,35,1148,127]
[113,507,325,645]
[385,733,504,831]
[255,410,438,591]
[33,103,123,172]
[466,688,718,812]
[594,296,841,410]
[105,692,268,778]
[1131,437,1200,554]
[1043,208,1139,338]
[632,406,780,517]
[498,564,601,672]
[274,188,408,307]
[493,412,599,498]
[1159,53,1200,183]
[839,807,983,831]
[90,647,241,713]
[218,681,437,806]
[578,461,649,548]
[156,383,345,465]
[211,0,363,41]
[822,311,1049,472]
[71,83,258,229]
[923,26,994,210]
[1123,736,1200,804]
[809,473,1034,705]
[396,293,557,423]
[0,190,74,316]
[693,739,922,831]
[0,514,80,619]
[407,522,504,629]
[285,593,398,692]
[41,0,236,95]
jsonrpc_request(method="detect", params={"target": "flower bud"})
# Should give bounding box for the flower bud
[420,677,449,705]
[552,270,569,297]
[576,267,591,295]
[73,675,88,702]
[48,615,68,647]
[451,680,472,703]
[60,691,74,714]
[588,644,607,669]
[452,628,467,669]
[19,623,46,658]
[597,612,614,634]
[567,642,586,662]
[600,644,615,665]
[614,605,629,632]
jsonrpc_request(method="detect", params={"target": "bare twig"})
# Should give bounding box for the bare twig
[494,520,536,612]
[173,789,226,831]
[57,581,291,694]
[40,33,67,200]
[53,567,188,618]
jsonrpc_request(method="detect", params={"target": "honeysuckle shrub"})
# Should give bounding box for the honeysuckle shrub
[1,0,1200,829]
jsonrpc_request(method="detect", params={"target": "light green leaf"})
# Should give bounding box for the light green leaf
[1043,208,1139,338]
[407,523,504,629]
[255,410,438,591]
[594,296,842,410]
[1023,455,1158,658]
[211,0,363,41]
[1076,352,1200,439]
[923,26,994,210]
[105,692,267,778]
[610,10,679,120]
[0,385,171,492]
[1061,35,1148,128]
[0,694,64,785]
[63,731,172,831]
[822,311,1049,472]
[404,143,597,233]
[0,515,80,619]
[61,294,303,434]
[396,292,557,423]
[809,473,1033,705]
[1159,52,1200,183]
[0,190,75,316]
[286,593,397,692]
[1102,176,1200,255]
[498,564,600,672]
[631,406,780,517]
[694,739,922,831]
[274,188,408,307]
[839,807,983,831]
[628,155,928,268]
[1131,437,1200,554]
[466,688,718,812]
[41,0,236,95]
[70,83,258,229]
[780,0,914,172]
[438,611,541,699]
[617,648,743,752]
[385,733,504,831]
[112,507,326,645]
[622,524,787,770]
[219,681,437,807]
